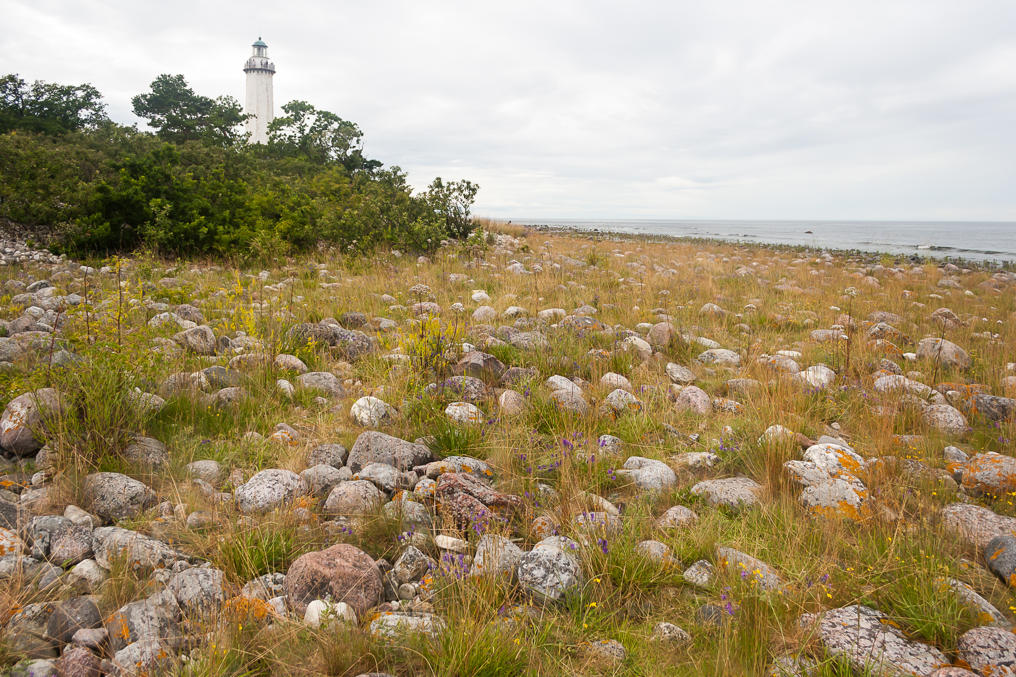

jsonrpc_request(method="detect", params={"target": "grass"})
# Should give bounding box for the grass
[1,223,1015,674]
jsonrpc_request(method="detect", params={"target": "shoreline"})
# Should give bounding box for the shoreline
[510,221,1016,271]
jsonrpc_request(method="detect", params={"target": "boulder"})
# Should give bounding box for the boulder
[233,469,307,514]
[1,388,62,456]
[916,337,971,370]
[284,543,382,617]
[347,431,432,473]
[81,473,156,521]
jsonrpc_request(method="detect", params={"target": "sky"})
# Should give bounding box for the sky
[5,0,1016,222]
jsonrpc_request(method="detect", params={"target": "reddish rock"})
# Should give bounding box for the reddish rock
[284,543,382,617]
[436,472,523,529]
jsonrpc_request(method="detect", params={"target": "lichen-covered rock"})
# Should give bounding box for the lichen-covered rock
[369,612,446,640]
[674,386,712,415]
[657,505,699,529]
[324,480,383,515]
[296,371,345,397]
[122,436,169,470]
[666,363,696,384]
[284,543,382,617]
[800,478,868,520]
[942,503,1016,551]
[46,596,101,644]
[697,348,740,366]
[81,473,156,521]
[0,388,62,456]
[470,535,523,579]
[172,325,216,355]
[961,452,1016,496]
[350,396,398,427]
[957,626,1016,675]
[805,605,947,675]
[517,543,583,601]
[550,388,589,415]
[92,527,185,570]
[445,401,484,424]
[167,567,226,616]
[691,477,762,510]
[347,431,432,473]
[105,589,182,652]
[917,337,971,370]
[923,404,968,435]
[392,546,437,585]
[618,457,676,491]
[234,469,306,514]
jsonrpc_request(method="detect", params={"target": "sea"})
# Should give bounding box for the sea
[515,219,1016,264]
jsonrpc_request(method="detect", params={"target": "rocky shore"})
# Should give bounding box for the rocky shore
[1,226,1015,675]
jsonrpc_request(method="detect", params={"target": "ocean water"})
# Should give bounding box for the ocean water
[517,219,1016,263]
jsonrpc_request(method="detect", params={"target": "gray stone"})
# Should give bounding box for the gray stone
[916,337,971,370]
[369,612,445,640]
[92,527,186,570]
[105,588,182,652]
[81,473,156,521]
[350,396,398,427]
[471,535,523,579]
[296,371,345,397]
[46,596,101,644]
[691,477,763,510]
[618,456,676,491]
[957,625,1016,676]
[234,469,307,514]
[1,389,62,456]
[392,546,437,585]
[167,567,225,616]
[806,605,947,675]
[172,325,216,355]
[324,480,384,515]
[985,534,1016,587]
[665,363,696,384]
[122,436,168,470]
[517,545,583,601]
[308,443,348,468]
[347,431,432,473]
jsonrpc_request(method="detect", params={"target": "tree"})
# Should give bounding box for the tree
[131,74,246,146]
[423,177,479,238]
[268,100,377,169]
[1,73,108,134]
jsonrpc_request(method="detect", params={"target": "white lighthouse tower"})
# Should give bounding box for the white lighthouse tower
[243,37,275,144]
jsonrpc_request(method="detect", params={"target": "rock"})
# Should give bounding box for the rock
[303,599,357,628]
[549,388,589,415]
[800,478,867,520]
[6,602,56,658]
[622,335,652,361]
[274,353,308,373]
[172,325,216,355]
[517,544,583,601]
[296,372,345,397]
[647,322,680,347]
[46,596,101,644]
[947,578,1008,625]
[9,659,58,676]
[355,462,401,492]
[657,505,699,529]
[392,546,437,585]
[110,638,173,675]
[105,588,182,652]
[284,543,383,617]
[806,605,947,675]
[635,540,675,564]
[961,452,1016,496]
[987,534,1016,587]
[445,401,484,424]
[324,480,383,514]
[167,567,226,615]
[234,469,307,513]
[185,459,223,485]
[917,337,971,370]
[122,436,168,470]
[666,363,695,384]
[683,560,715,588]
[435,472,523,528]
[81,473,156,521]
[617,457,676,491]
[58,645,101,677]
[942,503,1016,551]
[652,621,692,644]
[697,349,740,367]
[472,306,497,323]
[970,394,1016,423]
[580,638,627,666]
[796,365,836,389]
[691,477,762,510]
[602,388,640,414]
[92,527,185,570]
[369,612,445,639]
[300,464,345,497]
[1,389,62,455]
[428,376,492,403]
[66,560,108,591]
[471,535,523,579]
[453,351,506,382]
[498,389,526,416]
[308,443,348,468]
[350,396,398,427]
[957,626,1016,676]
[347,432,432,473]
[922,404,968,435]
[674,386,712,415]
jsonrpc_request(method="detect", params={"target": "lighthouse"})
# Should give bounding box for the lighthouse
[243,37,275,144]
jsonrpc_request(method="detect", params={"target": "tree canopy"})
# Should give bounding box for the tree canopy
[131,74,246,146]
[0,74,108,134]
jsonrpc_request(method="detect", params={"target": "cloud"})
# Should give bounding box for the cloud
[4,0,1015,220]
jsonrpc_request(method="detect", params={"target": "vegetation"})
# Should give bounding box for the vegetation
[2,223,1014,674]
[0,72,478,256]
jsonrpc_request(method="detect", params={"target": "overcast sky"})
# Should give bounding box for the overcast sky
[5,0,1016,221]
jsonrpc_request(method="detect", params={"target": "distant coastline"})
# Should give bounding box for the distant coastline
[511,218,1016,266]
